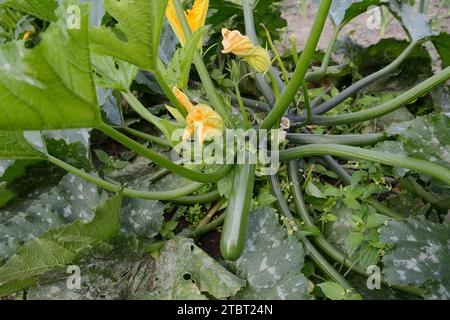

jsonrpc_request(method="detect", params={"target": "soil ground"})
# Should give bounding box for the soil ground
[281,0,449,68]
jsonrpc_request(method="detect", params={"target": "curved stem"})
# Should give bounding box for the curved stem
[122,91,181,143]
[280,144,450,185]
[169,190,220,205]
[47,155,203,200]
[292,40,423,124]
[304,26,340,83]
[98,123,233,183]
[287,161,424,297]
[287,133,386,146]
[260,0,332,129]
[228,95,271,112]
[269,174,354,291]
[122,127,172,148]
[308,66,450,126]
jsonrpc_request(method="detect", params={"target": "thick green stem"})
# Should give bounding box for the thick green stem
[302,82,313,124]
[122,127,172,148]
[228,94,271,112]
[98,123,232,183]
[155,62,187,117]
[169,190,220,205]
[286,161,424,297]
[287,133,386,146]
[269,174,354,290]
[310,66,450,125]
[122,91,181,142]
[47,155,203,200]
[260,0,332,129]
[281,144,450,185]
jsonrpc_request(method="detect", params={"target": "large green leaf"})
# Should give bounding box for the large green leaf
[164,27,207,90]
[231,207,310,300]
[0,131,44,159]
[388,1,433,42]
[0,0,57,21]
[121,197,165,239]
[207,0,287,43]
[0,192,122,297]
[329,0,381,27]
[139,237,245,300]
[431,32,450,68]
[380,217,450,299]
[27,236,154,300]
[92,55,138,92]
[0,174,107,263]
[377,113,450,170]
[89,0,168,71]
[0,3,101,131]
[43,129,93,170]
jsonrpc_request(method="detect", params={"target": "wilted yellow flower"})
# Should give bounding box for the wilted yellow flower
[221,28,271,73]
[166,0,209,45]
[172,87,224,144]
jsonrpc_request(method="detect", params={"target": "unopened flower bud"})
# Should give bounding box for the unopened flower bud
[244,47,271,73]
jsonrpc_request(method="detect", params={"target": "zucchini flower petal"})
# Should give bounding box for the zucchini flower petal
[166,0,209,46]
[184,104,224,144]
[173,86,195,113]
[221,28,254,56]
[173,87,224,145]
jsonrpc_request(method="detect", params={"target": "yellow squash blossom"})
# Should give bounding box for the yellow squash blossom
[221,28,271,73]
[166,0,209,45]
[172,87,224,144]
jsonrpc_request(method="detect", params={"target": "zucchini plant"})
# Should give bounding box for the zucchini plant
[0,0,449,300]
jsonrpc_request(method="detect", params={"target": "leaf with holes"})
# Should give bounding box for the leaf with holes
[139,237,245,300]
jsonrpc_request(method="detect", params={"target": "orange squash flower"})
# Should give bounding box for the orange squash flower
[166,0,209,46]
[172,87,224,144]
[221,28,271,73]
